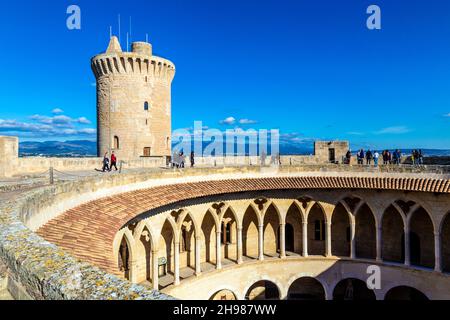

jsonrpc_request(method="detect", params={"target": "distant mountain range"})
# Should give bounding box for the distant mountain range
[19,140,97,157]
[18,140,450,157]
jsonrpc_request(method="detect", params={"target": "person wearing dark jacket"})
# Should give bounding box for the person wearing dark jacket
[366,150,373,165]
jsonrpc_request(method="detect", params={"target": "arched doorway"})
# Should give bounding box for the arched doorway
[287,277,325,300]
[382,205,404,263]
[159,220,175,286]
[333,278,376,300]
[355,204,376,259]
[264,204,279,257]
[409,207,435,268]
[245,280,280,300]
[284,203,303,254]
[201,210,217,266]
[179,214,197,271]
[118,236,131,280]
[209,289,238,300]
[331,203,350,257]
[307,203,326,256]
[441,212,450,273]
[242,205,259,259]
[385,286,428,300]
[277,223,294,253]
[222,207,238,262]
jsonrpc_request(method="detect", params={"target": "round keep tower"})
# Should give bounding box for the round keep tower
[91,36,175,160]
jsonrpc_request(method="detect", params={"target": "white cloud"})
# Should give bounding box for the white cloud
[220,117,236,125]
[239,119,258,125]
[52,108,64,114]
[30,114,92,127]
[375,126,411,135]
[347,131,364,136]
[77,117,91,124]
[0,110,96,139]
[444,113,450,117]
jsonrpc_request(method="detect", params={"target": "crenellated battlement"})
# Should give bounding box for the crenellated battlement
[91,36,176,84]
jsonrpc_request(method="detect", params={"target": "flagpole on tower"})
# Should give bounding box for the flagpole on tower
[118,14,121,44]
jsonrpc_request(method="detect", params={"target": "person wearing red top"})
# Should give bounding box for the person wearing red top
[110,151,118,171]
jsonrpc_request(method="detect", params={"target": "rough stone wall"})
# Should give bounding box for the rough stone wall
[0,136,19,178]
[92,37,175,160]
[314,141,349,163]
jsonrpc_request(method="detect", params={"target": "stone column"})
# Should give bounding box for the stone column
[129,259,138,284]
[279,223,286,258]
[195,236,202,276]
[237,227,243,264]
[174,241,180,285]
[326,221,332,257]
[216,231,222,270]
[434,232,441,272]
[404,226,410,266]
[302,221,308,257]
[258,224,264,261]
[376,226,382,262]
[350,222,356,259]
[151,250,159,290]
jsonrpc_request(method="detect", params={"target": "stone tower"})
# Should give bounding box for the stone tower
[91,36,175,160]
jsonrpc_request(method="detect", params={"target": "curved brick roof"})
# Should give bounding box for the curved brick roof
[37,175,450,275]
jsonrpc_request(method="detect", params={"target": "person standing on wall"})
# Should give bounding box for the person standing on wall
[110,151,118,171]
[373,150,379,167]
[366,149,373,165]
[358,149,364,165]
[102,152,110,172]
[190,151,195,168]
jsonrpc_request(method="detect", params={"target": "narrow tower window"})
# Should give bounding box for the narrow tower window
[113,136,120,150]
[144,101,149,111]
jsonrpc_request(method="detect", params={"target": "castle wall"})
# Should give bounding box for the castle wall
[0,137,19,178]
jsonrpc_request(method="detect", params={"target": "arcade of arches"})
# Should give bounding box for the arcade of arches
[113,189,450,300]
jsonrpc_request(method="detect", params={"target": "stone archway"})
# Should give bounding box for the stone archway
[331,203,350,257]
[307,203,326,256]
[382,205,404,263]
[159,219,175,285]
[201,210,217,265]
[242,205,260,259]
[355,204,376,259]
[409,207,434,268]
[385,286,428,300]
[284,203,303,254]
[118,236,131,280]
[264,204,279,257]
[179,214,196,270]
[222,207,238,262]
[333,278,376,300]
[287,277,325,300]
[245,280,280,300]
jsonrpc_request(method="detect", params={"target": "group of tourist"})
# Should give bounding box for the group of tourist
[345,149,424,166]
[102,151,118,172]
[172,151,195,168]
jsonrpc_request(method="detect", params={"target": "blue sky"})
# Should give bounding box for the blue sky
[0,0,449,149]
